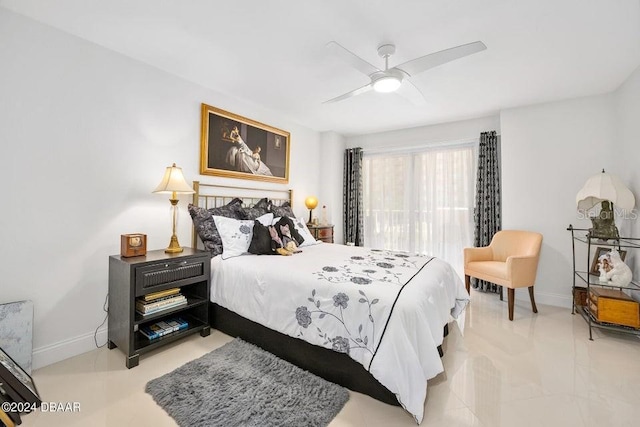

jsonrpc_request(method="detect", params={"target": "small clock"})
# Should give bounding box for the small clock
[121,233,147,258]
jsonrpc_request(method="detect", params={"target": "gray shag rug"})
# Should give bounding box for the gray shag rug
[145,338,350,427]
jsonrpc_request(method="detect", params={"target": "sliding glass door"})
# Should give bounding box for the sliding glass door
[363,143,475,276]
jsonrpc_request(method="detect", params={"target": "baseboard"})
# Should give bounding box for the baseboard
[515,290,572,309]
[31,290,572,370]
[32,327,107,370]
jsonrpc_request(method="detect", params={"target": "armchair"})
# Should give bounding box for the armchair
[464,230,543,320]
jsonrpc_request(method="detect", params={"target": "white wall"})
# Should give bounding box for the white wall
[614,65,640,300]
[345,115,501,150]
[318,132,345,243]
[500,95,616,308]
[0,8,321,369]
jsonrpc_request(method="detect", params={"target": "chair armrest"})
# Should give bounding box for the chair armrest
[506,255,540,286]
[464,246,493,265]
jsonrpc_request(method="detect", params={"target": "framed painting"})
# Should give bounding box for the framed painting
[589,247,627,275]
[0,346,40,406]
[200,104,290,183]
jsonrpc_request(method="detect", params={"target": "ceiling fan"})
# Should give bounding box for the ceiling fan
[324,40,487,105]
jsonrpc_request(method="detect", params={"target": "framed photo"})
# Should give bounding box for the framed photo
[0,347,40,406]
[200,103,290,183]
[590,247,627,275]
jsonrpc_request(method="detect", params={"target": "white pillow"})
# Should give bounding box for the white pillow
[256,212,274,226]
[294,218,321,247]
[273,216,320,247]
[212,215,255,259]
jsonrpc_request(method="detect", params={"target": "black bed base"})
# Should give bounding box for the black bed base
[209,302,448,407]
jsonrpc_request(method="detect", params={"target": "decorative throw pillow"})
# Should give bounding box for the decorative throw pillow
[213,215,255,259]
[272,216,304,246]
[239,198,271,220]
[188,198,244,257]
[270,201,295,218]
[248,220,275,255]
[290,216,319,247]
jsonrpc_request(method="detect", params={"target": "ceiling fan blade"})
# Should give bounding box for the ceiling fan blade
[323,84,373,104]
[395,80,427,106]
[394,41,487,77]
[326,41,381,77]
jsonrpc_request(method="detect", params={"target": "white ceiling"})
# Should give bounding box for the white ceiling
[2,0,639,135]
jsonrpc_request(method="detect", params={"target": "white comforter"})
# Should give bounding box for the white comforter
[210,243,469,423]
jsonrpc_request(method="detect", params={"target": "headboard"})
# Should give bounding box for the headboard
[190,181,293,249]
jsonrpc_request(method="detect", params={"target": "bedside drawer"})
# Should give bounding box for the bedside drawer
[135,258,207,295]
[317,228,333,239]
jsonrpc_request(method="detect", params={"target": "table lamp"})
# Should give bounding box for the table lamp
[576,169,635,240]
[153,163,195,253]
[305,196,318,225]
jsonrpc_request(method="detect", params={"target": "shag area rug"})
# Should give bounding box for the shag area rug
[145,338,350,427]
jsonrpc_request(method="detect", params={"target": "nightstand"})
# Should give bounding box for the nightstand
[108,248,211,368]
[307,224,334,243]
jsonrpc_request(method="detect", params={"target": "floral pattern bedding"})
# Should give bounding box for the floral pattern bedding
[210,243,469,424]
[295,249,434,369]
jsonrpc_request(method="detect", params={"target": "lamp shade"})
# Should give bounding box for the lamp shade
[305,196,318,210]
[576,170,635,210]
[153,163,195,194]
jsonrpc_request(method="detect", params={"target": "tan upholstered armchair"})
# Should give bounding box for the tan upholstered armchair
[464,230,543,321]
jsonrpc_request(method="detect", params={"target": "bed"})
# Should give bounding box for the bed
[190,182,469,424]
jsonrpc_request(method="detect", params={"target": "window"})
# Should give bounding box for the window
[363,143,475,275]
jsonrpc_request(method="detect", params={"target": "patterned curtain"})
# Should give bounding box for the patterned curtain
[344,147,364,246]
[473,131,502,292]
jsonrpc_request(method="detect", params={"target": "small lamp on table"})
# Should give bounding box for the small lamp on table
[153,163,195,253]
[304,196,318,225]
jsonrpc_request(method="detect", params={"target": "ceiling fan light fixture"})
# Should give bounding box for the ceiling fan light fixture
[373,76,401,93]
[325,40,486,104]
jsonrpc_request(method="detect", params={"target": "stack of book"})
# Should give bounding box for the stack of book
[136,288,186,316]
[140,317,189,340]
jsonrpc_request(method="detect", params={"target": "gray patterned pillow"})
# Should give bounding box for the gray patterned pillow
[239,198,270,220]
[270,201,295,218]
[188,198,244,256]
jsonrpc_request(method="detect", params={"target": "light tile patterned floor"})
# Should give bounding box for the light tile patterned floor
[21,291,640,426]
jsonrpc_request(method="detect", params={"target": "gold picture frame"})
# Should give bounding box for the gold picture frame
[200,104,290,183]
[589,247,627,275]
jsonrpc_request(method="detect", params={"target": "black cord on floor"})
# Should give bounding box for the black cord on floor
[94,293,109,348]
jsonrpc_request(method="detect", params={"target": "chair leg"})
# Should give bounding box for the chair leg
[528,286,538,313]
[499,285,503,301]
[508,288,515,321]
[465,275,470,294]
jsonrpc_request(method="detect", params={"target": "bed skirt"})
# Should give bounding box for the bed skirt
[209,302,449,406]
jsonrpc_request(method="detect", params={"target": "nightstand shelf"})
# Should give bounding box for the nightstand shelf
[133,313,207,353]
[577,305,640,333]
[573,270,640,291]
[133,295,208,324]
[108,248,211,368]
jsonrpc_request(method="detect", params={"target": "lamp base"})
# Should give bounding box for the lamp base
[589,201,620,240]
[588,224,620,241]
[165,234,184,253]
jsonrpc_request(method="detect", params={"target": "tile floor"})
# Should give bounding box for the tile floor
[20,291,640,426]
